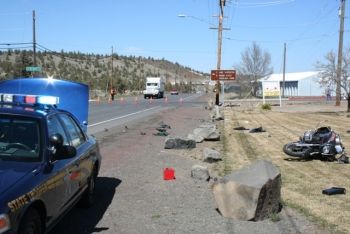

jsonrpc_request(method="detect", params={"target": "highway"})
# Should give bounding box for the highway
[87,93,205,135]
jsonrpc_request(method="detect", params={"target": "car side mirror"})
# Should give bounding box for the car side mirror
[49,133,76,160]
[54,145,77,160]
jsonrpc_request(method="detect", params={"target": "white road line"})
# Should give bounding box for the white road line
[88,106,160,127]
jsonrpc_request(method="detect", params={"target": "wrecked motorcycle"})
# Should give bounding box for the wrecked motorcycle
[283,126,348,162]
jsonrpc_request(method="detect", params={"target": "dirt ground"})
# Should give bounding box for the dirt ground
[219,100,350,233]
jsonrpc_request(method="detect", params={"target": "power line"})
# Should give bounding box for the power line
[0,42,32,46]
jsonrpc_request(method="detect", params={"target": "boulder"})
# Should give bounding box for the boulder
[164,137,196,149]
[203,148,222,163]
[192,123,220,141]
[213,160,281,221]
[187,133,204,143]
[191,165,210,181]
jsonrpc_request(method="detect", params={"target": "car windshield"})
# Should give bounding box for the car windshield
[147,83,158,87]
[0,117,41,162]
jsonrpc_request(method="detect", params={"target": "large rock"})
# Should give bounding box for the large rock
[191,165,210,181]
[164,137,196,149]
[213,160,281,221]
[187,133,204,143]
[191,123,220,141]
[203,148,222,163]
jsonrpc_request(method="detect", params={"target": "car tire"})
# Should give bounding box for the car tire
[18,208,43,234]
[79,169,96,208]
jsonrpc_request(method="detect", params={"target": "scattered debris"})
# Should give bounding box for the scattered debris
[249,126,266,133]
[153,122,171,136]
[159,121,171,129]
[156,127,167,132]
[233,126,249,131]
[322,187,346,195]
[338,154,349,164]
[153,132,169,136]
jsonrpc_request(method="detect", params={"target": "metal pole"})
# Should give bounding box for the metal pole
[282,43,286,98]
[32,10,37,67]
[336,0,345,106]
[215,0,224,105]
[111,46,113,89]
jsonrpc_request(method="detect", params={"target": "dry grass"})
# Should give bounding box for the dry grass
[217,102,350,233]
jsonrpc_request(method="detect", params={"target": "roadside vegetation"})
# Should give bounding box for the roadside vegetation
[218,104,350,233]
[0,50,204,97]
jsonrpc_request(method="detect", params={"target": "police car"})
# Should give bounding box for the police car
[0,78,101,234]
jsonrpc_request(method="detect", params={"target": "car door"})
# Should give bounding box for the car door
[46,114,81,215]
[57,113,93,198]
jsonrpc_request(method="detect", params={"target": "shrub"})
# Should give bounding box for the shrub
[261,103,271,110]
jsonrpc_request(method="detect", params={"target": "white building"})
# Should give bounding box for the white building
[259,71,326,97]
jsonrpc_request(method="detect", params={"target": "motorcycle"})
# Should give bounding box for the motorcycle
[283,124,348,162]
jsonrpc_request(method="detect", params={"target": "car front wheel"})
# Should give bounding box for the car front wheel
[19,208,43,234]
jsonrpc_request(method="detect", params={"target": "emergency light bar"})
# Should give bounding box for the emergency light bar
[0,93,59,106]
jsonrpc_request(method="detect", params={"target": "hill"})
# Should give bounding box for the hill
[0,50,208,97]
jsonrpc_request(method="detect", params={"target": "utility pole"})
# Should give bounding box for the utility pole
[215,0,225,105]
[32,10,37,67]
[111,46,114,90]
[336,0,345,106]
[282,43,286,97]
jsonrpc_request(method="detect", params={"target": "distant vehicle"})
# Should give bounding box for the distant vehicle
[170,89,179,95]
[143,77,165,99]
[0,78,101,234]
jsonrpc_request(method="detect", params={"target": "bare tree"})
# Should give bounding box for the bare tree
[315,47,350,112]
[237,42,273,97]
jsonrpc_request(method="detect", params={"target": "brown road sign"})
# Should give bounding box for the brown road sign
[211,70,236,81]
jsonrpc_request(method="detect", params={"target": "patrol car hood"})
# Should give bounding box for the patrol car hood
[0,161,39,195]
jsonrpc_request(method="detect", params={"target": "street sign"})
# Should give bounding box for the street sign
[263,81,280,97]
[211,70,236,81]
[25,66,42,72]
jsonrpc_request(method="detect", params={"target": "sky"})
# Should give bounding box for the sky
[0,0,348,74]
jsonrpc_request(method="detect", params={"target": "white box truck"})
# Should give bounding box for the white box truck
[143,77,165,99]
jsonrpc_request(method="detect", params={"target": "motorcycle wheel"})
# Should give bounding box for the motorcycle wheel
[283,142,312,158]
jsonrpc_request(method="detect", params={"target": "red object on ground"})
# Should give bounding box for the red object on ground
[163,168,175,180]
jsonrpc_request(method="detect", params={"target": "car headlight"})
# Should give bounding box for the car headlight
[335,145,343,153]
[0,214,10,233]
[322,145,331,154]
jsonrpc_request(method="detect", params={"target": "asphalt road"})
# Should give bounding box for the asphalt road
[87,93,205,135]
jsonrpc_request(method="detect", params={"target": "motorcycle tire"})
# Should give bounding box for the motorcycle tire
[283,142,312,159]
